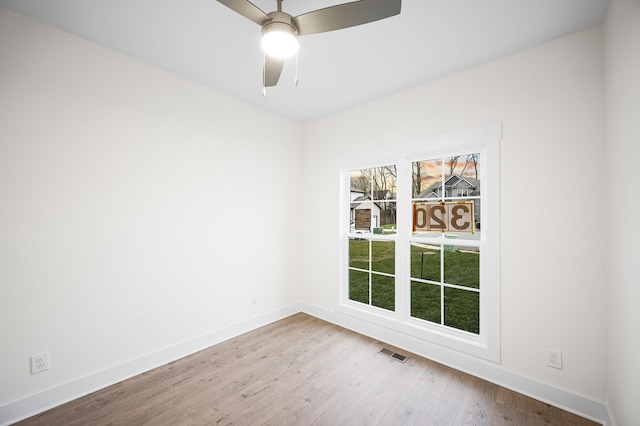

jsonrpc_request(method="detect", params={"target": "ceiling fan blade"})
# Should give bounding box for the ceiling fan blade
[293,0,401,36]
[264,55,284,87]
[216,0,270,25]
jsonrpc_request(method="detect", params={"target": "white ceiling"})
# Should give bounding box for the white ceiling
[0,0,610,122]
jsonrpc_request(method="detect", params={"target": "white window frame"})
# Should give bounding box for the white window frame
[338,123,501,362]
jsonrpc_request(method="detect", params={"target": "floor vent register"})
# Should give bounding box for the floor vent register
[378,348,408,363]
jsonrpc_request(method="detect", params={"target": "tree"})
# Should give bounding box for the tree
[447,156,459,176]
[377,166,397,226]
[412,161,423,197]
[470,154,479,179]
[448,154,479,179]
[350,172,370,194]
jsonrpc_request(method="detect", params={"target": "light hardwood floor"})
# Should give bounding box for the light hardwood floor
[17,313,599,425]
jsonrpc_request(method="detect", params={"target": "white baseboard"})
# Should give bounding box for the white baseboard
[605,402,617,426]
[1,302,611,426]
[0,303,302,426]
[298,303,611,426]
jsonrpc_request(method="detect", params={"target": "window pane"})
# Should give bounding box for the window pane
[350,169,371,196]
[443,246,480,289]
[444,287,479,334]
[370,166,397,201]
[447,153,481,194]
[411,201,445,238]
[410,243,440,281]
[371,241,394,274]
[349,270,369,304]
[412,159,442,198]
[349,238,369,269]
[378,201,397,235]
[352,201,373,232]
[372,274,395,311]
[411,281,441,323]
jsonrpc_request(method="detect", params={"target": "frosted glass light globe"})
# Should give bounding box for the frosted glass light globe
[261,23,299,59]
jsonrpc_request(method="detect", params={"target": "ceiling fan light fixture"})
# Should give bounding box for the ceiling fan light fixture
[217,0,401,87]
[261,21,299,59]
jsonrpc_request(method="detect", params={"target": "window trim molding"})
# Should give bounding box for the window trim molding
[337,123,502,363]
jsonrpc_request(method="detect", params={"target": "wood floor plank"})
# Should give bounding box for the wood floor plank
[453,376,499,425]
[420,398,462,426]
[16,313,601,426]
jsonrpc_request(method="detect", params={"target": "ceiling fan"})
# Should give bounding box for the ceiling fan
[217,0,402,89]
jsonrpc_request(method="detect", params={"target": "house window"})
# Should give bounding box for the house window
[341,124,501,362]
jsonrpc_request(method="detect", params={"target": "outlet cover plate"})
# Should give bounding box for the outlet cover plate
[547,348,563,369]
[30,351,50,374]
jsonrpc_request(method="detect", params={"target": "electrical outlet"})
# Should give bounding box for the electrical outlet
[30,351,50,374]
[250,295,257,307]
[547,348,563,370]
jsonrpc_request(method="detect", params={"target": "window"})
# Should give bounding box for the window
[340,124,501,361]
[410,154,481,334]
[348,166,397,312]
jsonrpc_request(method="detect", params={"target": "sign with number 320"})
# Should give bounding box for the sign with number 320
[413,202,475,233]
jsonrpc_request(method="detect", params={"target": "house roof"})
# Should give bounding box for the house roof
[350,196,382,210]
[416,174,480,198]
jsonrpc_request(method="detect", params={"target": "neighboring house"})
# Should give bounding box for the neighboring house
[416,174,481,227]
[372,190,392,201]
[416,173,480,199]
[351,188,393,202]
[350,188,395,229]
[350,188,365,201]
[350,196,382,230]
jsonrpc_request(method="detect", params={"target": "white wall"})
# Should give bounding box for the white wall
[604,1,640,425]
[302,27,606,403]
[0,7,302,405]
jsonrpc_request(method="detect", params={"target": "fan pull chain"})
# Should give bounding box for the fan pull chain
[295,53,299,86]
[262,55,267,97]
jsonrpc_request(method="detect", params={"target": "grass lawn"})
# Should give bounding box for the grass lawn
[349,239,480,334]
[349,239,395,310]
